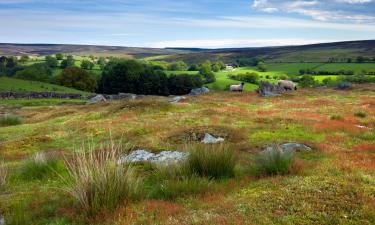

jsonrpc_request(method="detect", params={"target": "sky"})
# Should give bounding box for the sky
[0,0,374,48]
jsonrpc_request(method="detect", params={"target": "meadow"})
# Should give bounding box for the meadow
[0,84,374,224]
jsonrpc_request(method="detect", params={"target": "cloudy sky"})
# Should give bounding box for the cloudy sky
[0,0,374,48]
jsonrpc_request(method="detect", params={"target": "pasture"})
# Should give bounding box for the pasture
[0,85,374,224]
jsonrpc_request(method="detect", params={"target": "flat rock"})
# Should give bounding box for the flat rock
[201,133,224,144]
[118,149,188,164]
[169,96,186,104]
[119,93,137,100]
[263,143,312,153]
[189,87,210,96]
[87,94,107,104]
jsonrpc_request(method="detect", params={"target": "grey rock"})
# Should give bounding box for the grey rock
[201,133,224,144]
[118,149,188,164]
[119,93,137,100]
[263,143,312,153]
[169,96,186,104]
[87,94,107,104]
[189,87,210,96]
[257,81,285,97]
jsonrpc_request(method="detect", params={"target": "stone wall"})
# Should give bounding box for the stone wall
[0,92,86,99]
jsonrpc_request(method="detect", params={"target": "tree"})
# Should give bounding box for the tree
[356,56,365,63]
[55,53,64,60]
[45,55,58,68]
[347,58,352,63]
[199,61,216,83]
[299,75,317,88]
[168,74,203,95]
[61,55,75,68]
[97,57,106,70]
[15,63,52,82]
[257,62,267,72]
[81,59,94,70]
[56,67,97,92]
[19,55,30,63]
[167,61,188,71]
[188,64,199,71]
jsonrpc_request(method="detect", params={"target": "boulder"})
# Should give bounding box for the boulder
[119,93,137,100]
[263,143,312,153]
[257,81,285,97]
[169,96,186,104]
[118,149,188,164]
[189,87,210,96]
[201,133,224,144]
[87,94,107,104]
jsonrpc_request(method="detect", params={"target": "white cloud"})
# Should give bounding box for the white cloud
[337,0,372,4]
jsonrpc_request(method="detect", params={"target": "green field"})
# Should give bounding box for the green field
[0,77,91,95]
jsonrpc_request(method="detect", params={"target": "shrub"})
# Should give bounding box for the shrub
[19,152,64,181]
[228,72,259,84]
[0,115,22,127]
[354,111,367,118]
[186,144,237,179]
[168,74,203,95]
[330,115,343,120]
[299,75,317,88]
[0,160,7,190]
[64,145,140,216]
[253,147,295,176]
[56,67,97,92]
[167,61,188,71]
[15,63,52,82]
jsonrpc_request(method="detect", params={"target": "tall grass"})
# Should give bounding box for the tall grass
[185,144,237,179]
[19,152,64,181]
[253,147,295,176]
[0,115,22,127]
[63,143,140,216]
[0,160,7,190]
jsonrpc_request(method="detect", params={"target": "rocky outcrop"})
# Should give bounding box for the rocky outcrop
[87,95,107,104]
[201,133,225,144]
[263,143,312,153]
[117,149,188,164]
[189,87,210,96]
[169,96,186,104]
[257,81,285,97]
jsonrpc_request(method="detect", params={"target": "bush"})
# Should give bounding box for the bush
[199,61,216,83]
[299,75,317,88]
[56,67,97,92]
[253,147,295,176]
[330,115,343,120]
[81,59,94,70]
[15,63,53,82]
[45,55,59,68]
[168,74,203,95]
[19,152,64,181]
[64,145,140,216]
[0,115,22,127]
[228,72,259,84]
[354,111,367,118]
[167,61,188,71]
[186,144,237,179]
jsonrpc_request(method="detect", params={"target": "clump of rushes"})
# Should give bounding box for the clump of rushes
[330,114,343,120]
[253,146,295,176]
[19,152,64,181]
[0,115,22,127]
[185,144,237,179]
[0,160,7,190]
[64,143,140,216]
[354,111,367,118]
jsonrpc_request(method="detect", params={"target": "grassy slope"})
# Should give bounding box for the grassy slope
[0,86,374,224]
[0,77,91,95]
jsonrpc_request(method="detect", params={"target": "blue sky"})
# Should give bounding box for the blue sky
[0,0,374,48]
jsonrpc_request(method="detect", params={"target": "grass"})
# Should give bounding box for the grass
[185,144,237,179]
[0,115,22,127]
[0,160,7,190]
[0,77,91,95]
[64,143,140,216]
[0,98,86,107]
[252,147,295,176]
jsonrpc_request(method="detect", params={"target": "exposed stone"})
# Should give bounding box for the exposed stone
[169,96,186,104]
[118,93,137,100]
[263,143,312,153]
[201,133,224,144]
[257,81,285,97]
[118,149,188,164]
[189,87,210,96]
[87,94,107,104]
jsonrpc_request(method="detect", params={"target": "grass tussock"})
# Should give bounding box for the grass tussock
[64,143,140,216]
[19,152,65,181]
[0,115,22,127]
[0,160,7,190]
[253,147,296,176]
[330,114,343,121]
[185,144,237,179]
[354,111,367,118]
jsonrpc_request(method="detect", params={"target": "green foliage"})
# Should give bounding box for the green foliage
[55,53,64,60]
[97,57,106,70]
[186,144,237,179]
[299,75,317,87]
[60,55,75,69]
[228,72,259,84]
[354,111,367,118]
[0,160,7,190]
[168,74,203,95]
[0,115,22,127]
[81,59,94,70]
[253,148,295,176]
[168,61,188,71]
[15,63,53,82]
[19,55,30,63]
[199,61,216,83]
[4,200,32,225]
[330,115,343,120]
[45,55,59,68]
[56,67,97,92]
[18,152,65,181]
[257,62,267,72]
[235,58,261,67]
[64,146,140,216]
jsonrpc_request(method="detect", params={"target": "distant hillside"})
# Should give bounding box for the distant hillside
[0,43,191,58]
[0,77,91,95]
[159,40,375,63]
